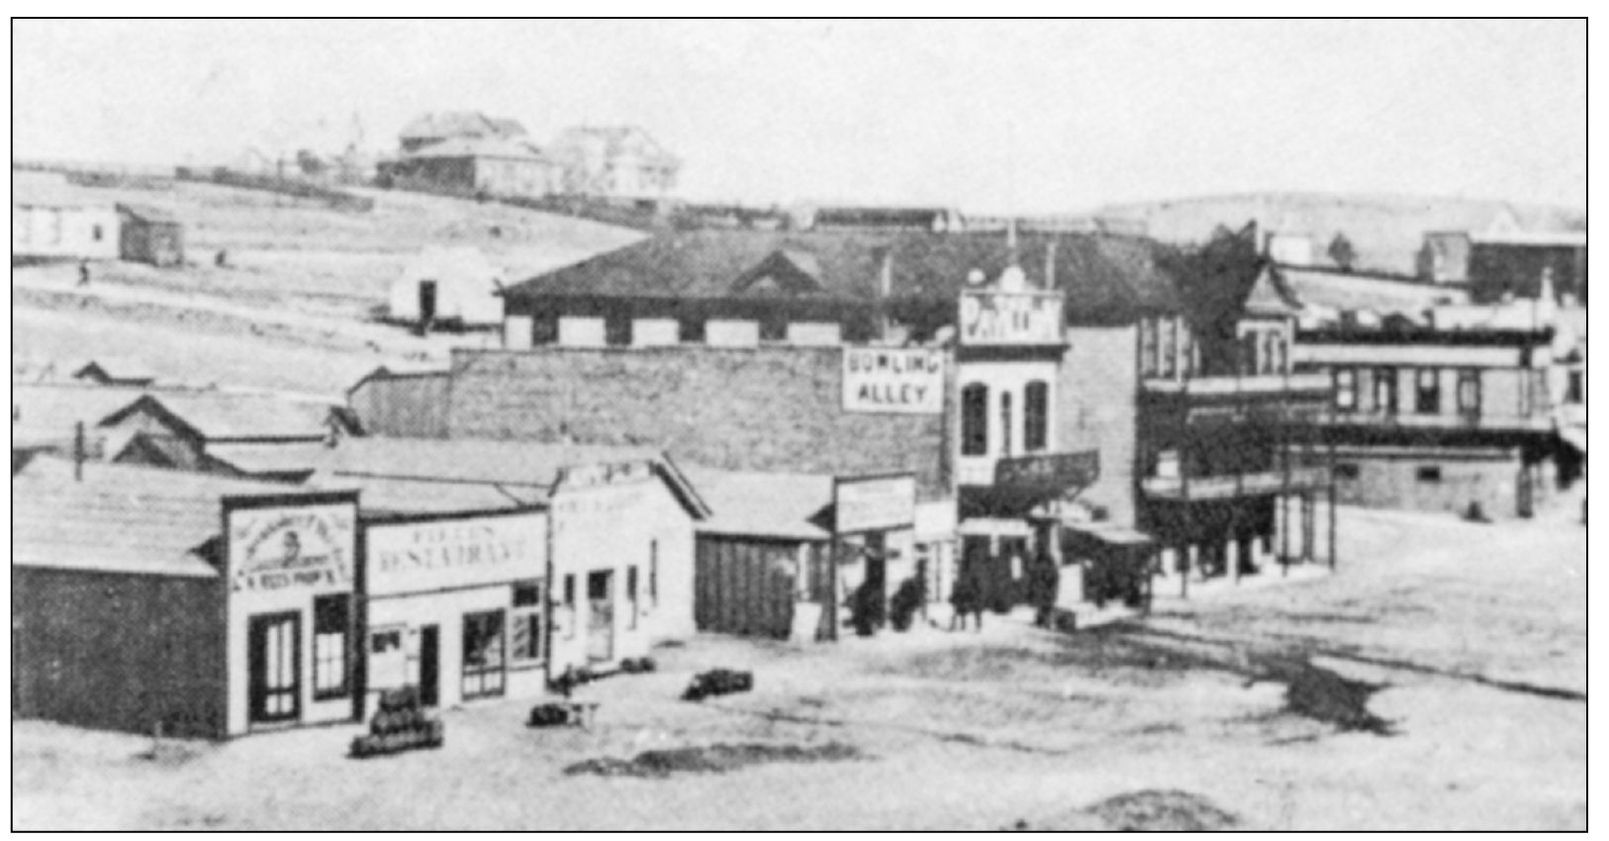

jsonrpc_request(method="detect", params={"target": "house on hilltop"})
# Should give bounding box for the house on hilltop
[397,111,529,153]
[549,125,680,199]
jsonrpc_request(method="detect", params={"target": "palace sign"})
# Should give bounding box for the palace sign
[834,473,917,535]
[958,290,1065,346]
[842,348,945,414]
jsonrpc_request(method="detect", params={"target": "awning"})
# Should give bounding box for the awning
[1064,522,1157,548]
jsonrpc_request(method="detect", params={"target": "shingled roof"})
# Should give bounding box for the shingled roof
[501,229,1183,324]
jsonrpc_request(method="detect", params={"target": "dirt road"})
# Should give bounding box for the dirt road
[11,498,1585,830]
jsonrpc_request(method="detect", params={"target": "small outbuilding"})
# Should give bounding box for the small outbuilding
[387,247,507,329]
[116,203,186,267]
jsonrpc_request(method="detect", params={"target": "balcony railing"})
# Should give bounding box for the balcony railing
[1142,372,1333,397]
[1141,466,1331,500]
[1316,411,1555,434]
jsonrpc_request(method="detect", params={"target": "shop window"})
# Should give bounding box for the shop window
[1456,369,1481,417]
[1024,381,1049,453]
[1374,367,1398,415]
[461,610,506,699]
[1334,368,1357,412]
[1415,368,1441,415]
[510,580,545,664]
[561,573,578,639]
[312,594,350,699]
[961,383,989,456]
[1416,465,1442,483]
[1335,463,1360,481]
[626,565,640,629]
[649,540,659,607]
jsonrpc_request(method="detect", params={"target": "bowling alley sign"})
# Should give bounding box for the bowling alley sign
[841,348,946,415]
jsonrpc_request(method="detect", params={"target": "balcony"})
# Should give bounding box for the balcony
[1142,372,1333,397]
[1141,466,1331,501]
[1316,410,1555,434]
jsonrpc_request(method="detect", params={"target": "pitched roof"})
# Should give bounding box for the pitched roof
[73,358,158,384]
[401,137,549,162]
[310,438,709,518]
[399,111,528,141]
[685,467,833,541]
[502,229,1183,323]
[11,384,153,442]
[205,442,333,477]
[1269,264,1470,317]
[11,456,308,577]
[115,203,181,225]
[99,392,335,441]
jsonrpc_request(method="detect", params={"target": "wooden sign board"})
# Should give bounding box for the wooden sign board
[833,473,917,535]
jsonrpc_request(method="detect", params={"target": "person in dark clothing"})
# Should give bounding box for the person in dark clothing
[948,573,981,632]
[77,260,90,287]
[1030,551,1061,629]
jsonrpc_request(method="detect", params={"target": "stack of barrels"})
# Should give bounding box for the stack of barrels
[350,687,444,758]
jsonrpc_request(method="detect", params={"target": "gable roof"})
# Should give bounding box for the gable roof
[684,467,833,541]
[311,438,710,519]
[502,229,1184,324]
[400,111,528,142]
[98,392,335,441]
[12,456,310,577]
[12,384,155,443]
[115,203,181,225]
[1269,264,1471,317]
[72,358,158,385]
[401,137,549,162]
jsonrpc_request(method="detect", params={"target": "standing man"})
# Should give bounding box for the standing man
[77,259,90,287]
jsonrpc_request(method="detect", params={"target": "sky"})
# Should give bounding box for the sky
[11,19,1587,213]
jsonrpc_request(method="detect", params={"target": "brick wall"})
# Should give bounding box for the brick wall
[448,347,953,500]
[1059,326,1140,527]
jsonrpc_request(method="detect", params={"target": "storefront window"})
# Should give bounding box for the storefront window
[961,383,989,456]
[510,580,545,664]
[461,610,506,699]
[312,594,350,699]
[1374,367,1398,415]
[1024,381,1049,453]
[1456,368,1482,417]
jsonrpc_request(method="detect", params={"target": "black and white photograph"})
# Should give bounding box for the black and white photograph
[9,17,1588,831]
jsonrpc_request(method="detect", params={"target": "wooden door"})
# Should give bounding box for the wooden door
[249,612,300,724]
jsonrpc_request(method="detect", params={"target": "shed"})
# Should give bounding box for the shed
[116,203,185,267]
[388,247,507,328]
[72,358,158,387]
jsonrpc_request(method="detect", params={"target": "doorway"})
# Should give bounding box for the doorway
[461,611,505,700]
[418,280,438,325]
[248,612,301,725]
[418,625,440,707]
[587,570,615,663]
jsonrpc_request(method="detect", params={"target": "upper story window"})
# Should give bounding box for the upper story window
[1000,391,1014,458]
[1415,368,1441,415]
[1159,318,1177,378]
[1024,381,1049,453]
[1374,367,1398,415]
[1566,370,1584,405]
[1456,369,1482,417]
[961,383,989,456]
[1334,368,1357,412]
[1139,318,1159,378]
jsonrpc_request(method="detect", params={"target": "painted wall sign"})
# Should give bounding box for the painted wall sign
[842,348,946,414]
[366,514,545,597]
[993,450,1101,496]
[958,290,1066,346]
[834,473,917,534]
[228,504,355,593]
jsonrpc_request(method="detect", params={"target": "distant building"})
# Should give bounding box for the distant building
[116,203,185,267]
[72,359,157,388]
[397,111,529,154]
[549,125,680,199]
[1467,230,1587,305]
[387,247,507,329]
[383,137,558,200]
[12,202,120,262]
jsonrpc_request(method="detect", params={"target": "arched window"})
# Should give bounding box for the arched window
[1024,381,1049,452]
[961,383,989,456]
[1000,391,1014,458]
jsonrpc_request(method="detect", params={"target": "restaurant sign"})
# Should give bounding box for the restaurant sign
[227,502,356,593]
[958,290,1065,346]
[842,348,945,414]
[834,473,917,535]
[366,514,545,597]
[993,450,1101,497]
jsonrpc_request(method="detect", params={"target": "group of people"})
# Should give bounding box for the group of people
[947,550,1062,632]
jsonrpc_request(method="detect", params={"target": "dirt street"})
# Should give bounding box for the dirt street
[11,498,1585,830]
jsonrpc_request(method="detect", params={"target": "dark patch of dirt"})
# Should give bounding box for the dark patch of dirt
[563,741,865,778]
[1009,789,1241,831]
[1268,660,1393,735]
